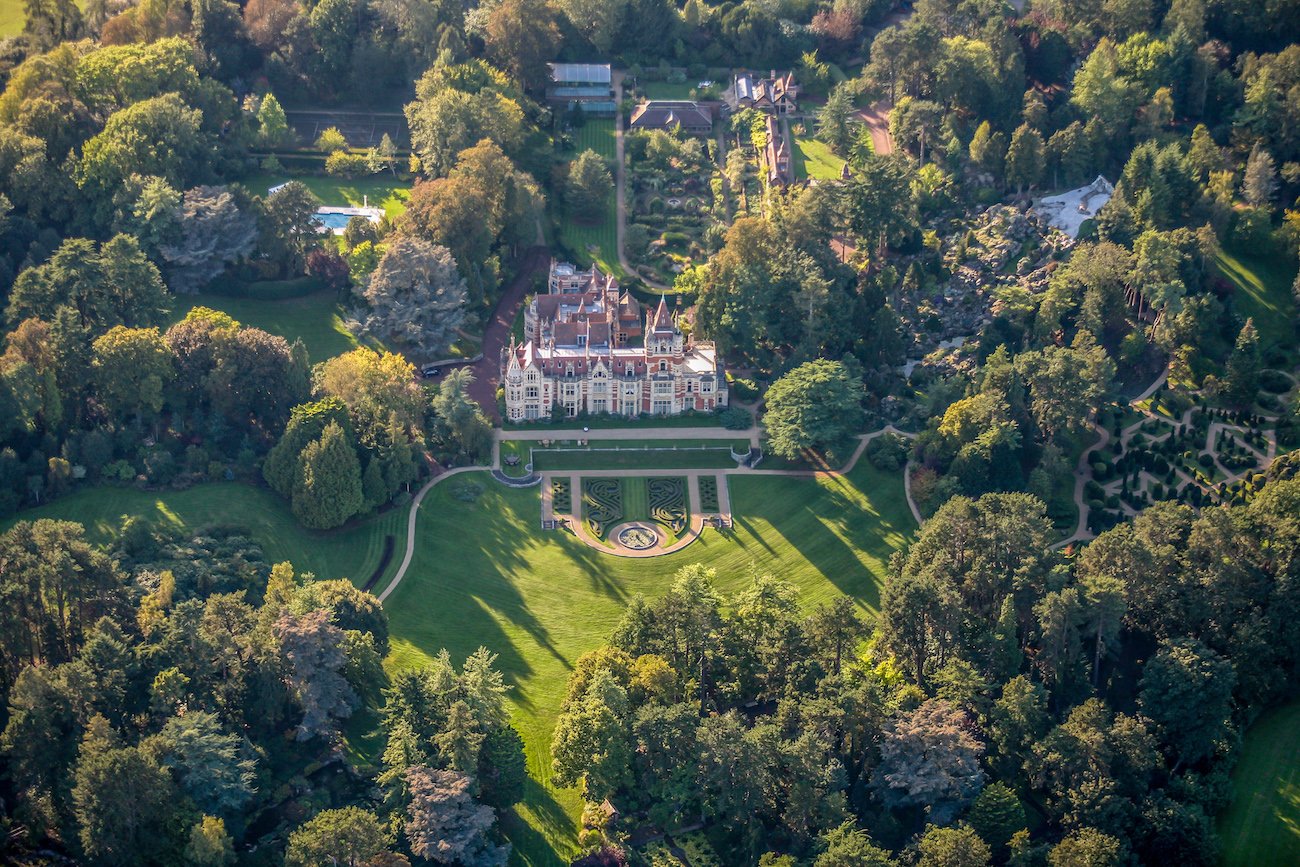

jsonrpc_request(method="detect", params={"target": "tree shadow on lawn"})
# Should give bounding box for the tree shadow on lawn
[394,478,644,698]
[502,776,578,865]
[730,513,779,558]
[477,480,633,605]
[740,472,912,609]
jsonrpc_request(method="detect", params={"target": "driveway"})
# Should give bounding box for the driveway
[463,245,551,419]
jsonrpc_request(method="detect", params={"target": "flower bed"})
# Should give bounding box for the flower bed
[647,476,688,535]
[698,476,720,513]
[583,478,623,538]
[551,478,572,515]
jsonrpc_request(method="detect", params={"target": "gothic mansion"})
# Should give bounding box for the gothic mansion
[502,261,727,421]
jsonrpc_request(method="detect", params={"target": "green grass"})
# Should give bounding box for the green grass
[1220,700,1300,867]
[569,118,617,160]
[0,0,25,35]
[1215,246,1298,351]
[0,0,87,34]
[641,81,700,100]
[791,136,846,181]
[379,459,914,864]
[558,119,622,278]
[500,441,533,478]
[621,476,649,521]
[168,290,362,364]
[2,482,404,589]
[529,439,746,472]
[239,173,412,220]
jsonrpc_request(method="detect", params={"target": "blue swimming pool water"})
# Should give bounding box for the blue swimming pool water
[315,211,353,230]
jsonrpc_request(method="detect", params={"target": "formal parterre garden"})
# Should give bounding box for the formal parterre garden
[647,476,688,535]
[582,477,624,538]
[550,477,573,515]
[698,475,720,513]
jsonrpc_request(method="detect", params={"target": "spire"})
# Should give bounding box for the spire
[653,294,672,331]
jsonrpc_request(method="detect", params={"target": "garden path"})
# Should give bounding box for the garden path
[378,425,919,597]
[464,245,552,419]
[612,69,671,290]
[1052,366,1281,550]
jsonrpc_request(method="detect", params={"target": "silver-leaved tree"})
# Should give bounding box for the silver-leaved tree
[352,236,467,360]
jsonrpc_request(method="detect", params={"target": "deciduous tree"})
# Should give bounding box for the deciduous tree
[285,806,390,867]
[873,700,985,824]
[762,359,864,459]
[567,149,613,221]
[91,326,174,425]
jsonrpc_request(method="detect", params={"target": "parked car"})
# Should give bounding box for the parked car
[421,365,441,378]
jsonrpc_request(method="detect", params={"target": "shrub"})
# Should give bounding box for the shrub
[325,150,370,178]
[867,433,910,472]
[1258,369,1292,394]
[104,459,136,482]
[727,376,761,401]
[719,406,751,429]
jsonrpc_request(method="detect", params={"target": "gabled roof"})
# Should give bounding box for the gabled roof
[629,101,713,131]
[652,295,674,332]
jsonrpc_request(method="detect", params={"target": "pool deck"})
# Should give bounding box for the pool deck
[314,205,383,234]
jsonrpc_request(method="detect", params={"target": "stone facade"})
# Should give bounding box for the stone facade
[503,261,727,421]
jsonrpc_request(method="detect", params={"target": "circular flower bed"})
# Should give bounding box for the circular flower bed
[616,524,660,550]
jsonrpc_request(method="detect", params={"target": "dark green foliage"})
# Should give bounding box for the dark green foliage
[967,782,1027,857]
[763,359,864,460]
[583,478,623,538]
[290,420,364,530]
[647,476,687,534]
[264,398,353,498]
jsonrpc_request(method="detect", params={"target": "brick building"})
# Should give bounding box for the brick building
[502,261,727,421]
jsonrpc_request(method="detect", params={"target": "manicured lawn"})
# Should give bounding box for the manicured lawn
[239,173,412,219]
[1215,246,1298,352]
[2,482,405,590]
[558,119,622,279]
[168,290,362,364]
[379,460,915,864]
[791,136,846,181]
[530,439,746,471]
[1220,700,1300,867]
[0,0,86,34]
[569,118,617,160]
[500,440,533,478]
[641,81,700,100]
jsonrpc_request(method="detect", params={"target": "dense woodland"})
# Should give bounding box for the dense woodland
[0,0,1299,863]
[557,478,1300,864]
